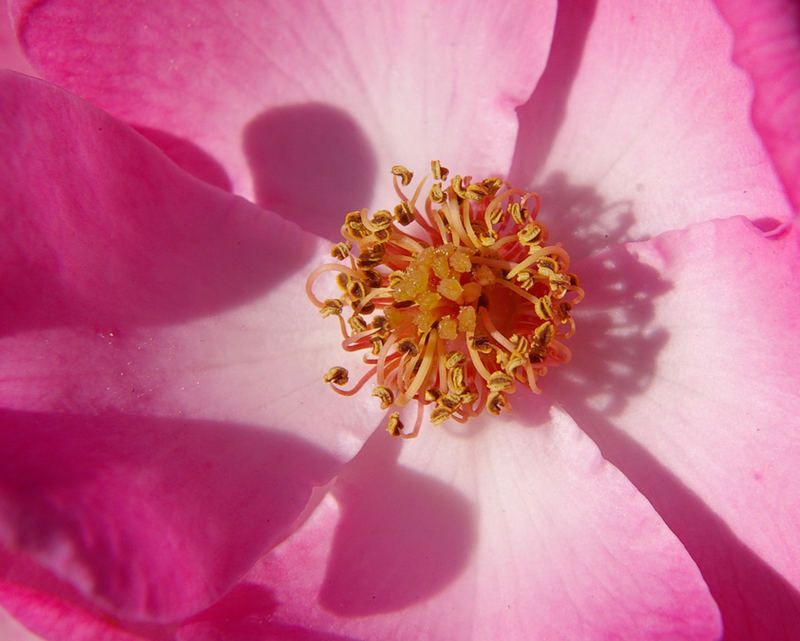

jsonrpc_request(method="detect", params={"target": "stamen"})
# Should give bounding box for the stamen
[305,161,583,438]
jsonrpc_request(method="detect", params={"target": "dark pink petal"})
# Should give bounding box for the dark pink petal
[550,216,800,638]
[0,72,376,621]
[714,0,800,211]
[12,0,557,239]
[190,409,722,641]
[512,0,794,258]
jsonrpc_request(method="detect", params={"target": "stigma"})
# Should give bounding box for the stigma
[306,161,583,438]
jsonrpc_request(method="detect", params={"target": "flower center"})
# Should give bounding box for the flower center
[306,161,583,438]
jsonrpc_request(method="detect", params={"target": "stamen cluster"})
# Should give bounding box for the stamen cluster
[306,161,583,438]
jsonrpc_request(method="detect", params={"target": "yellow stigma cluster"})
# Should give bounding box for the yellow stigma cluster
[306,161,583,438]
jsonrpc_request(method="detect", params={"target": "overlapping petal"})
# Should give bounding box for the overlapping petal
[12,0,557,239]
[549,216,800,637]
[0,71,377,621]
[511,0,794,259]
[187,408,722,641]
[714,0,800,210]
[0,11,35,75]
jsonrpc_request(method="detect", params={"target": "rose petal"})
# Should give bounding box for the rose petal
[188,408,721,641]
[0,72,378,621]
[12,0,557,239]
[511,0,794,258]
[549,216,800,637]
[0,10,36,75]
[0,605,46,641]
[714,0,800,211]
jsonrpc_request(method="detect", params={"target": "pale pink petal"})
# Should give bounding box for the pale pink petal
[0,72,377,621]
[547,216,800,637]
[511,0,794,258]
[714,0,800,211]
[0,9,36,75]
[184,408,722,641]
[12,0,557,239]
[0,606,46,641]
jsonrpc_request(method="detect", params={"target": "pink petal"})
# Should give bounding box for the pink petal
[714,0,800,211]
[511,0,794,258]
[184,409,721,641]
[548,216,800,637]
[12,0,558,240]
[0,10,36,75]
[0,606,46,641]
[0,72,377,621]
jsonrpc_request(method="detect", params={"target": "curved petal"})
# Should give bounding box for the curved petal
[0,606,46,641]
[550,216,800,637]
[714,0,800,211]
[0,72,378,621]
[510,0,793,258]
[0,10,36,75]
[189,408,722,641]
[13,0,557,238]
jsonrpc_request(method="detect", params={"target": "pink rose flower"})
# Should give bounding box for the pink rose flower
[1,1,798,639]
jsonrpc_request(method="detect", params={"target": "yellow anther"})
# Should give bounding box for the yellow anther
[425,388,443,403]
[486,391,507,415]
[320,299,344,317]
[439,392,463,411]
[386,412,404,436]
[392,165,414,186]
[537,256,559,273]
[445,351,466,368]
[448,365,467,394]
[518,222,544,245]
[487,371,514,391]
[394,201,415,225]
[466,183,488,201]
[486,205,505,225]
[331,242,351,260]
[431,160,449,181]
[534,296,553,321]
[371,210,393,230]
[356,244,386,269]
[514,270,534,290]
[397,338,419,356]
[324,366,349,386]
[430,182,445,203]
[481,177,503,196]
[347,280,367,300]
[348,315,368,333]
[534,321,555,346]
[370,335,384,355]
[477,228,499,246]
[508,202,526,225]
[372,385,394,409]
[430,406,453,425]
[471,334,492,353]
[451,175,467,200]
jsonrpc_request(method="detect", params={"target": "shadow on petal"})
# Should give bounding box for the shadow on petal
[318,428,475,616]
[134,125,233,193]
[510,0,598,188]
[0,409,340,622]
[180,583,365,641]
[515,177,800,639]
[243,103,377,243]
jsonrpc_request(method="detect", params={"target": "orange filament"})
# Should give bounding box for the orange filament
[306,161,583,438]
